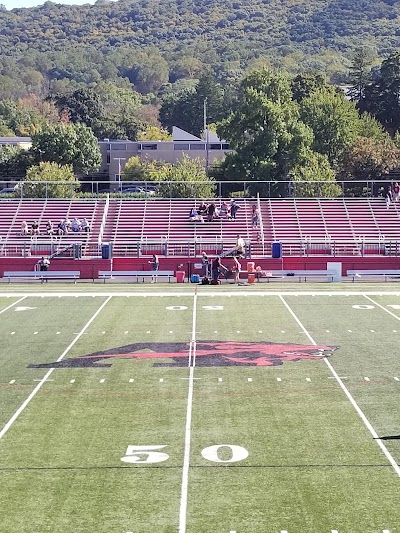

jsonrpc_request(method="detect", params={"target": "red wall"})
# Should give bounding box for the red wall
[0,258,112,279]
[1,256,400,279]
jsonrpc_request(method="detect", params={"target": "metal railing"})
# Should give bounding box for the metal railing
[0,179,396,200]
[1,238,398,259]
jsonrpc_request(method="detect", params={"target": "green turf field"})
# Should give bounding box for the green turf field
[0,286,399,533]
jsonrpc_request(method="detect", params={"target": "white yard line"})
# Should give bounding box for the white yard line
[0,296,27,315]
[179,287,198,533]
[279,295,400,478]
[364,295,400,321]
[0,296,112,441]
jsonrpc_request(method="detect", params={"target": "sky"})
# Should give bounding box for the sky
[3,0,96,9]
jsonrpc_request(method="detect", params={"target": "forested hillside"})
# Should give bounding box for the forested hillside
[1,0,400,99]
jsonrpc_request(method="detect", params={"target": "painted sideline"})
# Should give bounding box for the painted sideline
[279,295,400,478]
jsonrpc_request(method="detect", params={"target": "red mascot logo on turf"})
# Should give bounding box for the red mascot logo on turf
[28,341,336,368]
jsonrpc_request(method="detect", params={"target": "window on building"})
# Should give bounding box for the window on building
[142,144,158,150]
[174,143,190,150]
[210,144,222,150]
[222,143,230,150]
[190,143,206,150]
[110,143,127,151]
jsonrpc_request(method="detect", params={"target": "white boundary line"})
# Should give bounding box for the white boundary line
[179,287,198,533]
[0,296,112,441]
[279,295,400,478]
[2,290,400,298]
[0,295,27,315]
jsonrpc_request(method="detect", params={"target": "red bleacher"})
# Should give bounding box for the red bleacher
[1,197,399,257]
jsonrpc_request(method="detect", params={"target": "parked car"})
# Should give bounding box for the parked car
[0,187,17,194]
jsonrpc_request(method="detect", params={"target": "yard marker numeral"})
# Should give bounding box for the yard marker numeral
[202,306,224,310]
[306,378,311,382]
[201,445,249,463]
[394,377,399,382]
[129,379,134,383]
[70,379,75,384]
[247,378,253,382]
[121,445,169,464]
[364,377,370,381]
[277,378,282,382]
[100,379,105,383]
[166,306,188,311]
[352,305,374,309]
[9,380,15,384]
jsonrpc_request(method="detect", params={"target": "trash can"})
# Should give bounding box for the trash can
[176,271,185,283]
[101,243,111,260]
[272,242,282,259]
[247,261,256,284]
[190,274,200,283]
[73,243,82,259]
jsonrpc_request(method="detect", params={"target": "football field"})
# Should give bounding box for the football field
[0,285,399,533]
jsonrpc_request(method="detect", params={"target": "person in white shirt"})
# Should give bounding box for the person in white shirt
[236,234,245,257]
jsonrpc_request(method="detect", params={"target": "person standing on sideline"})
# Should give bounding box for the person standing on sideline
[201,251,209,277]
[211,256,227,284]
[149,254,159,283]
[232,256,241,284]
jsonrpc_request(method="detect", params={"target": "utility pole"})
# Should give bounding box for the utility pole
[113,157,126,191]
[204,98,209,176]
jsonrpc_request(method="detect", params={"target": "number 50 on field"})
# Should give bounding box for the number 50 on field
[121,444,249,464]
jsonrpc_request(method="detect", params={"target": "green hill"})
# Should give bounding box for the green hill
[1,0,400,95]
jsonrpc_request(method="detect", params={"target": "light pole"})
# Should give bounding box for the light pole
[204,98,209,176]
[113,157,126,191]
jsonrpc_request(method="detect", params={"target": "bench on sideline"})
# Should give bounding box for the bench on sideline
[347,269,400,282]
[3,271,80,283]
[98,270,176,283]
[250,269,337,282]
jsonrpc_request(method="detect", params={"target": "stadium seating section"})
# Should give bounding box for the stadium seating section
[0,197,399,257]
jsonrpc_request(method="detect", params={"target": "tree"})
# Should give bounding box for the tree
[300,88,361,167]
[137,125,172,141]
[339,137,400,181]
[361,52,400,134]
[123,155,215,198]
[23,162,78,198]
[49,88,103,131]
[290,152,341,198]
[348,48,374,106]
[291,74,328,104]
[218,68,314,194]
[0,145,33,177]
[159,76,227,137]
[31,123,102,175]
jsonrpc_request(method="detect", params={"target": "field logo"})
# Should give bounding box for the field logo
[28,341,336,369]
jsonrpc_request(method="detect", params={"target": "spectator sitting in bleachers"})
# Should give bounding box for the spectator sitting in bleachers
[57,219,66,235]
[71,218,81,232]
[31,220,39,236]
[218,201,228,218]
[189,208,204,223]
[198,201,208,215]
[65,218,72,232]
[46,220,54,235]
[81,218,91,232]
[21,220,29,236]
